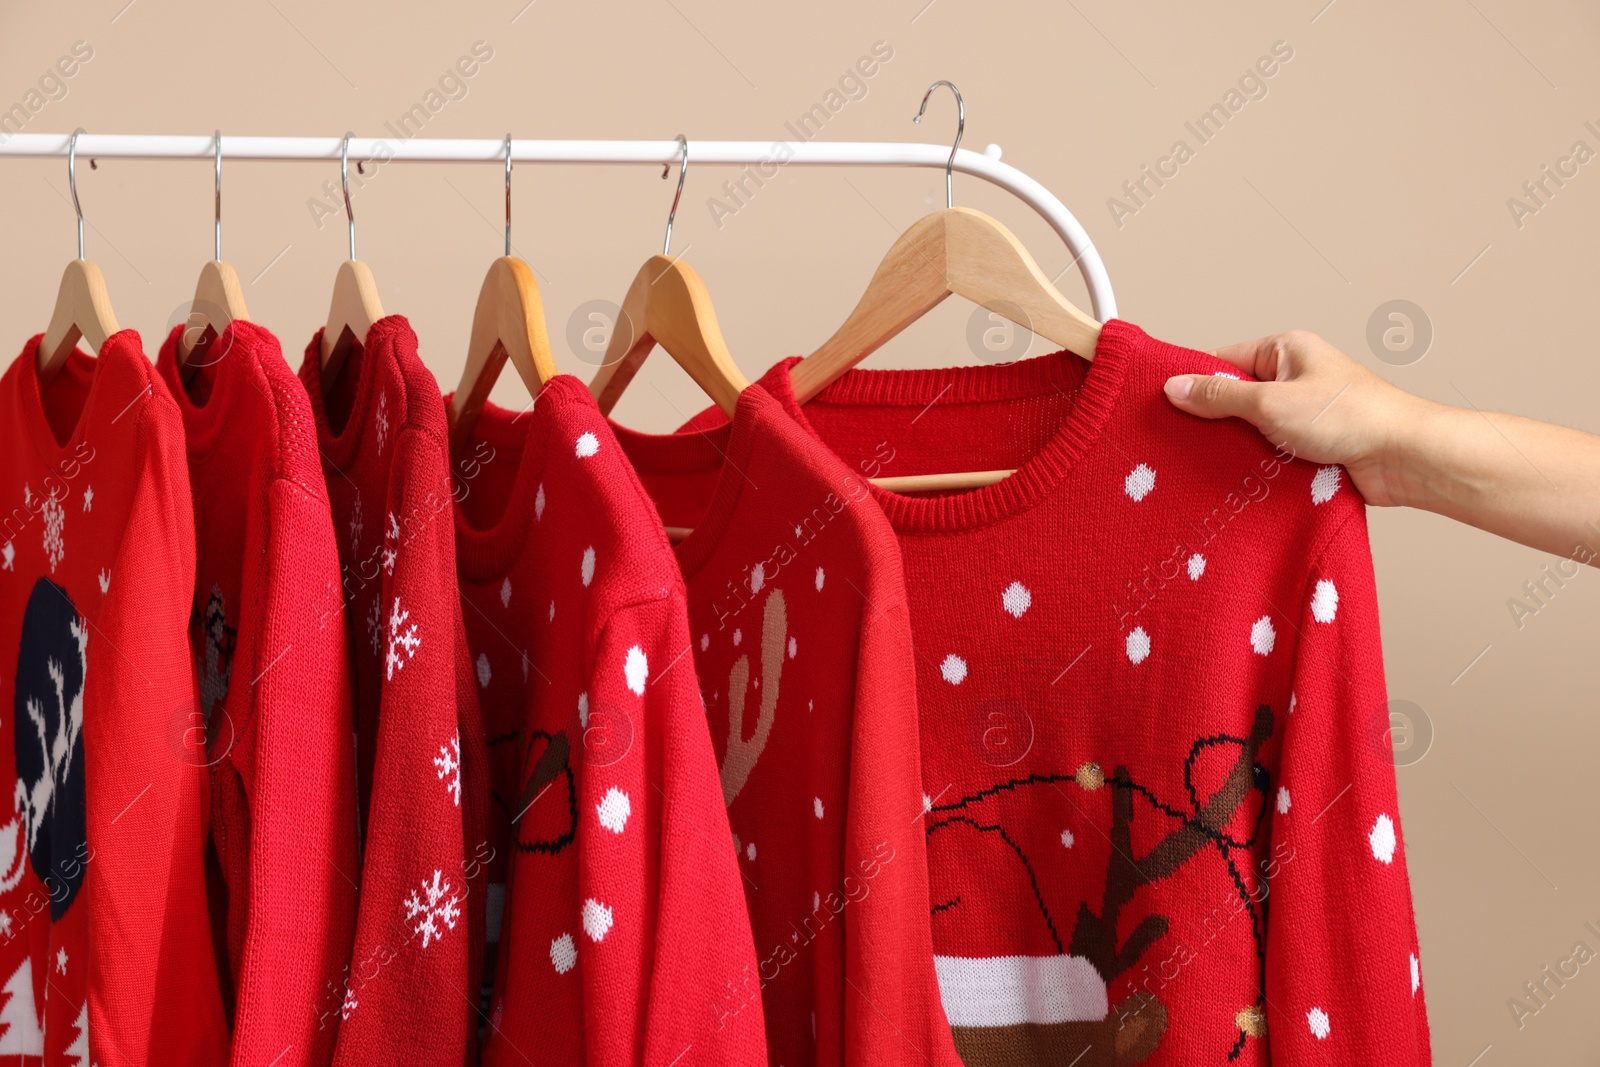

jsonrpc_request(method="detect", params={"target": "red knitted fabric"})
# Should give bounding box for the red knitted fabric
[155,322,360,1066]
[0,334,229,1065]
[679,320,1431,1065]
[299,318,488,1064]
[612,385,959,1067]
[451,378,766,1067]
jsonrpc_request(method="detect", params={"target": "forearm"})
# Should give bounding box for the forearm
[1382,397,1600,563]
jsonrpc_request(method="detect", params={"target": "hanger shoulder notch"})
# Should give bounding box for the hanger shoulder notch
[589,255,748,418]
[39,259,119,383]
[449,256,557,453]
[178,260,250,366]
[320,259,383,379]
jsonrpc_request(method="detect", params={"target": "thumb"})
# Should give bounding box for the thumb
[1162,373,1263,421]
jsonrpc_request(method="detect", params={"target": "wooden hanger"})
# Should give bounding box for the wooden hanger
[789,83,1104,494]
[320,133,385,388]
[178,133,250,379]
[588,135,748,419]
[38,129,119,388]
[448,135,559,452]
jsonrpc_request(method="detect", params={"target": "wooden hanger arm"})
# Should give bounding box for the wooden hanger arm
[449,257,558,452]
[178,260,250,368]
[589,255,748,417]
[942,207,1101,357]
[320,259,384,380]
[39,260,119,384]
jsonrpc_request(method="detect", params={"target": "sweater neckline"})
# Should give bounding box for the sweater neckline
[763,318,1141,534]
[157,321,252,457]
[300,316,407,471]
[451,376,589,583]
[16,330,142,466]
[607,387,771,582]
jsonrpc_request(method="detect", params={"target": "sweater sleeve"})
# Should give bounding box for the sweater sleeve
[1263,508,1430,1064]
[228,478,359,1066]
[583,593,768,1067]
[88,396,230,1066]
[333,428,472,1065]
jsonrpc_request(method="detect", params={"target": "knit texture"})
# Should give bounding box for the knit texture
[0,333,229,1065]
[155,322,360,1066]
[299,318,488,1065]
[613,385,960,1067]
[678,320,1432,1065]
[451,377,767,1066]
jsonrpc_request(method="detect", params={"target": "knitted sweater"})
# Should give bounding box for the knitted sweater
[156,322,359,1067]
[678,321,1432,1066]
[299,318,489,1064]
[451,378,767,1066]
[612,384,958,1067]
[0,333,229,1065]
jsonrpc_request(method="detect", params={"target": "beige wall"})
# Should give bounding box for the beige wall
[4,0,1598,1060]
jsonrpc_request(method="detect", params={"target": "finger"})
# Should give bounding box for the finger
[1162,373,1265,422]
[1208,337,1278,378]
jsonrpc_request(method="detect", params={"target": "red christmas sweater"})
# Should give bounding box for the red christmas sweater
[450,378,766,1066]
[611,384,958,1067]
[299,317,489,1064]
[155,322,360,1066]
[0,333,228,1065]
[678,321,1432,1066]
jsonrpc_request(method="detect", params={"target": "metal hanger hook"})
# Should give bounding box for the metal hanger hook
[504,133,513,258]
[913,80,963,210]
[213,130,223,262]
[68,127,87,260]
[341,131,356,260]
[662,134,688,257]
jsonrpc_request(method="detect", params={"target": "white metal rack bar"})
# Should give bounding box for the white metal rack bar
[0,133,1116,320]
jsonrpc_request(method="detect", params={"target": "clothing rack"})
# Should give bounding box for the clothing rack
[0,133,1117,321]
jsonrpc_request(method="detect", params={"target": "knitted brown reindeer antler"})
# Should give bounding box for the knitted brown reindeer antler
[720,589,786,807]
[1070,704,1275,982]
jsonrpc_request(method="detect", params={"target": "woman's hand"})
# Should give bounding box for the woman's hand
[1160,330,1600,563]
[1161,330,1425,507]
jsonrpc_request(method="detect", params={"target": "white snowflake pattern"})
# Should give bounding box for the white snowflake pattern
[97,569,110,595]
[366,596,381,656]
[54,948,66,975]
[385,596,421,681]
[41,491,65,572]
[348,488,364,551]
[434,731,461,807]
[81,486,92,512]
[0,911,10,936]
[402,870,462,949]
[534,483,546,520]
[500,577,512,608]
[1307,1007,1331,1040]
[341,987,358,1020]
[375,391,391,456]
[381,512,400,576]
[1,542,12,571]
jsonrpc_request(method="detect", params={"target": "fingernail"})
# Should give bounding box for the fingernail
[1163,376,1193,401]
